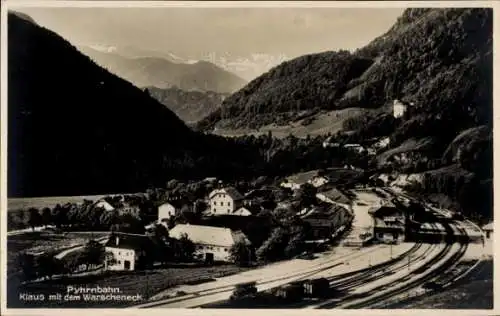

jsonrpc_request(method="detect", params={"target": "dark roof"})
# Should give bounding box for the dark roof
[318,188,351,204]
[209,187,244,201]
[302,204,348,221]
[244,189,273,199]
[159,199,186,209]
[105,232,155,250]
[369,205,402,217]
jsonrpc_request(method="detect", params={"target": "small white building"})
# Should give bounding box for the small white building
[169,224,251,262]
[208,187,244,215]
[393,99,409,118]
[233,207,253,216]
[280,171,328,190]
[157,202,178,222]
[322,136,341,149]
[104,233,152,271]
[309,176,329,188]
[483,222,493,239]
[94,199,115,211]
[343,144,365,154]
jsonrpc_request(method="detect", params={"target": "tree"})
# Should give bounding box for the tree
[256,227,289,263]
[80,240,105,270]
[150,224,171,266]
[174,233,195,262]
[296,183,318,209]
[37,254,62,280]
[41,207,52,227]
[16,252,37,281]
[284,231,306,258]
[229,241,253,267]
[193,200,207,216]
[62,252,83,275]
[27,208,42,230]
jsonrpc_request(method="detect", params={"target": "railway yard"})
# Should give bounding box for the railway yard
[133,187,492,309]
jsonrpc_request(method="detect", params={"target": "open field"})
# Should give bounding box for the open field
[8,193,136,211]
[8,264,250,308]
[7,231,111,276]
[213,108,377,139]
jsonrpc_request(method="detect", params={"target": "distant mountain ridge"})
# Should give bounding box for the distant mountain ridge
[78,45,247,94]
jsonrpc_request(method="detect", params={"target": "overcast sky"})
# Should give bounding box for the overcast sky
[14,7,405,58]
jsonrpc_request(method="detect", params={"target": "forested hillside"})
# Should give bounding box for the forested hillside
[200,8,492,135]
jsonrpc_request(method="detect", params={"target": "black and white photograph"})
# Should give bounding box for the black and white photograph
[1,1,496,312]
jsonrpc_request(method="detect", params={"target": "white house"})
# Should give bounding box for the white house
[208,187,244,215]
[393,99,409,118]
[157,202,178,222]
[104,233,153,271]
[169,224,251,262]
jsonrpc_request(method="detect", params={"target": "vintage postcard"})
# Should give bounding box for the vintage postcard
[0,0,497,314]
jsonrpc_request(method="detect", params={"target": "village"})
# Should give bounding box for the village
[4,98,493,308]
[7,161,493,307]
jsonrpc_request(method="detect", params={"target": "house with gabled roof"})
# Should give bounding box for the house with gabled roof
[208,187,244,216]
[316,187,352,209]
[104,232,156,271]
[301,204,353,242]
[157,199,186,223]
[280,170,329,190]
[94,199,115,211]
[169,224,251,262]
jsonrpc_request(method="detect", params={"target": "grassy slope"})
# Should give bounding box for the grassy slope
[213,108,377,139]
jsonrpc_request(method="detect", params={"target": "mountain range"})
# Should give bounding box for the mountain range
[77,45,247,94]
[79,45,289,81]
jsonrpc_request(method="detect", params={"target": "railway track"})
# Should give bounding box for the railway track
[134,243,398,308]
[352,229,470,308]
[342,242,468,308]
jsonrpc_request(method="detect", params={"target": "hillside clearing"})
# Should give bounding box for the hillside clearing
[213,108,378,139]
